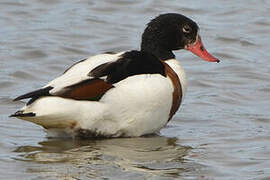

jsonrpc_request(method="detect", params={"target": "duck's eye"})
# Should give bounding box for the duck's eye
[183,25,191,33]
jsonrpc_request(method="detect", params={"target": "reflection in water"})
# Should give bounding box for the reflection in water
[14,136,196,179]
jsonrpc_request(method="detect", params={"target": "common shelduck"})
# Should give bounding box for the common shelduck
[10,13,219,138]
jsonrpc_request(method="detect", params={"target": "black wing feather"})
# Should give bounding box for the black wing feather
[13,86,53,101]
[89,50,165,84]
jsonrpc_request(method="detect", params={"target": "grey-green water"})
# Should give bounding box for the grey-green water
[1,0,270,179]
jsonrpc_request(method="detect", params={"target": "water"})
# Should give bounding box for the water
[1,0,270,179]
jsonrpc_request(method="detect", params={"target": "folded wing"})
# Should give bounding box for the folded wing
[14,51,166,103]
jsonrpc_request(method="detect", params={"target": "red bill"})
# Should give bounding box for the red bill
[186,35,220,63]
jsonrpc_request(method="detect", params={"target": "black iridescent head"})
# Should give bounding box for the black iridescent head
[141,13,219,62]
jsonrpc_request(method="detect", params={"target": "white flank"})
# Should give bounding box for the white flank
[19,74,174,137]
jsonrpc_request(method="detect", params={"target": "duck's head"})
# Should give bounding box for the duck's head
[141,13,219,62]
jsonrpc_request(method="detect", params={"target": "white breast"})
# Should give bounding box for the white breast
[165,59,187,97]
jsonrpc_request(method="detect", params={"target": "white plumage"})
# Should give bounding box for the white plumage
[18,53,186,137]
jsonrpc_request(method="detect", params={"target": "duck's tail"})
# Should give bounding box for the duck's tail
[10,97,80,129]
[10,96,106,131]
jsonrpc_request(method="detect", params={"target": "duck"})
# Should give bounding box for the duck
[10,13,219,138]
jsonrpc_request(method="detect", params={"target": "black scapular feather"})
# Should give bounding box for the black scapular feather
[89,50,166,84]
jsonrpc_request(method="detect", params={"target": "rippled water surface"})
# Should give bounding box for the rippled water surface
[1,0,270,179]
